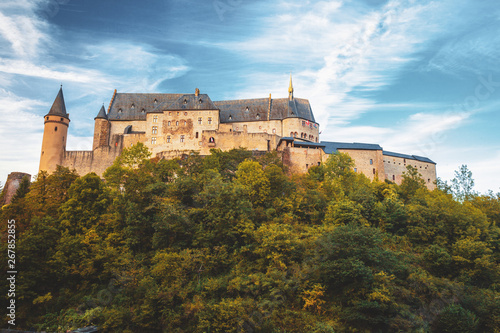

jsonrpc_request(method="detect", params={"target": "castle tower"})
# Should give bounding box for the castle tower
[39,86,70,174]
[92,105,110,150]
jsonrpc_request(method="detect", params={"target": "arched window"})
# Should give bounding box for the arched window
[55,126,58,132]
[209,137,215,143]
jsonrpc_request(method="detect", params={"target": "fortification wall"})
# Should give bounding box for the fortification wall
[62,137,123,177]
[337,149,385,181]
[1,172,31,205]
[200,131,279,154]
[280,146,324,173]
[383,155,436,190]
[283,118,319,142]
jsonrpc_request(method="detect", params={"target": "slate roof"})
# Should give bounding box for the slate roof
[47,87,68,118]
[321,141,383,154]
[95,105,107,119]
[215,98,316,123]
[108,93,183,121]
[278,137,325,148]
[383,151,436,164]
[160,94,218,111]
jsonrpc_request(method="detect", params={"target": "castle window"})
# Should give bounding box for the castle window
[373,168,376,175]
[168,121,171,126]
[46,116,49,120]
[209,137,215,143]
[306,164,309,169]
[152,126,158,134]
[256,114,260,119]
[177,112,180,116]
[183,99,187,104]
[199,99,203,104]
[167,135,171,143]
[370,159,373,165]
[168,112,172,116]
[259,126,262,130]
[198,117,202,124]
[294,132,298,137]
[354,168,357,172]
[176,121,179,126]
[208,117,212,125]
[229,115,232,120]
[153,115,158,123]
[184,112,188,116]
[55,126,58,132]
[184,121,187,126]
[131,104,135,109]
[118,109,123,113]
[393,175,395,181]
[245,107,249,112]
[290,132,293,137]
[141,109,145,113]
[302,121,305,126]
[196,132,199,138]
[154,99,158,104]
[272,128,276,134]
[180,135,185,142]
[60,117,63,121]
[151,137,157,144]
[428,178,430,183]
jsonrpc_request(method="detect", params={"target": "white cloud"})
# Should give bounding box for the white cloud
[0,89,45,184]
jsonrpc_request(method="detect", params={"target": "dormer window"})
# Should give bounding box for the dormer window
[199,99,203,104]
[183,99,187,104]
[154,99,158,104]
[131,104,135,109]
[256,114,260,119]
[229,115,232,120]
[245,107,249,112]
[118,109,123,113]
[141,109,145,113]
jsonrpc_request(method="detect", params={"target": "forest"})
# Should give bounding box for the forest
[1,144,499,332]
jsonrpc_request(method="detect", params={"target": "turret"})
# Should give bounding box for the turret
[93,104,110,150]
[39,86,70,174]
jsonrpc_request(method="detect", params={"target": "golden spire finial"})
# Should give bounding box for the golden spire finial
[288,72,294,100]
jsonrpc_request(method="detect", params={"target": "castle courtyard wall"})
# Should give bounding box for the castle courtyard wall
[383,155,437,190]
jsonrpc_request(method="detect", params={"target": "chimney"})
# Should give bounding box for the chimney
[195,88,200,97]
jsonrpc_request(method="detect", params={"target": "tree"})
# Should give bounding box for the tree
[431,304,478,333]
[399,165,426,202]
[452,164,476,202]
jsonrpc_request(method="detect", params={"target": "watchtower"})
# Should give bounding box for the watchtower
[39,86,70,174]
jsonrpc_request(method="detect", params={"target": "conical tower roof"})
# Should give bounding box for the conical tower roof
[46,86,68,118]
[95,104,108,120]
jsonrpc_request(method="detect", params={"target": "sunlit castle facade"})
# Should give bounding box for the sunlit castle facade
[39,77,436,189]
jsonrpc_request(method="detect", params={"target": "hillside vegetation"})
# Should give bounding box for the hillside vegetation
[1,144,499,332]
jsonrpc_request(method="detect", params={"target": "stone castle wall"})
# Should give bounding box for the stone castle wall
[383,155,437,190]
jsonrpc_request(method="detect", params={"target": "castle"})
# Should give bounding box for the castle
[39,78,436,189]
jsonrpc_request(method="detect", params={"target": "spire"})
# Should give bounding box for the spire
[288,73,294,100]
[95,104,107,120]
[47,86,68,118]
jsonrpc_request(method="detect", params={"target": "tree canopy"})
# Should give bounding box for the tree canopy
[1,147,498,332]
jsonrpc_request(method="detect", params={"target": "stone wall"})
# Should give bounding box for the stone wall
[337,149,385,181]
[383,155,437,190]
[1,172,31,205]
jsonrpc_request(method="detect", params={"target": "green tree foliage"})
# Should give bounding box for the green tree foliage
[452,164,476,202]
[1,150,499,332]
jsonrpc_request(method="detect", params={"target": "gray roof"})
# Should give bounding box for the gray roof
[108,93,182,121]
[215,97,316,123]
[383,151,436,164]
[160,94,218,111]
[278,137,325,148]
[95,105,107,119]
[47,87,68,118]
[321,141,383,154]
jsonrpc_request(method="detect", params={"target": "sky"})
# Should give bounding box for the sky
[0,0,499,194]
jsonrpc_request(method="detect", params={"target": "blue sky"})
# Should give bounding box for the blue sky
[0,0,499,193]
